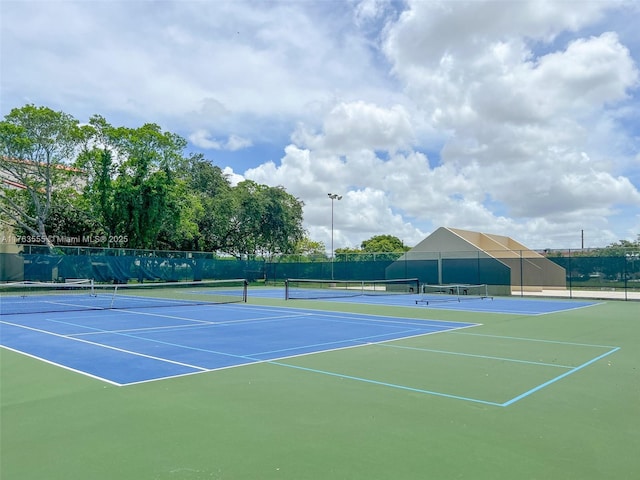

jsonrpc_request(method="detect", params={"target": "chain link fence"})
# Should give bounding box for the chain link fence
[1,245,638,300]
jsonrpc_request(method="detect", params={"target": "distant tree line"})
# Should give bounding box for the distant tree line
[0,105,305,258]
[544,237,640,257]
[334,234,410,261]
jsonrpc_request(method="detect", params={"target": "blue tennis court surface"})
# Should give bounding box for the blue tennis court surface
[249,288,600,315]
[0,303,478,386]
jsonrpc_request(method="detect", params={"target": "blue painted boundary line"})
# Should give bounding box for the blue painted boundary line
[376,343,576,368]
[267,361,505,407]
[453,331,619,349]
[500,347,620,407]
[265,336,621,408]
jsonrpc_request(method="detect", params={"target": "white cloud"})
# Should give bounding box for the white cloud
[294,101,414,153]
[245,2,640,249]
[225,135,253,151]
[188,130,252,151]
[383,0,619,69]
[2,0,639,251]
[375,1,639,247]
[222,167,245,187]
[189,130,223,150]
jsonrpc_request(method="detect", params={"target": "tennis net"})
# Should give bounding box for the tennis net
[416,284,492,305]
[285,278,420,300]
[0,279,248,315]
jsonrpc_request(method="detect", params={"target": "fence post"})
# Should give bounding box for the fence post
[568,250,573,299]
[519,250,524,297]
[624,256,628,301]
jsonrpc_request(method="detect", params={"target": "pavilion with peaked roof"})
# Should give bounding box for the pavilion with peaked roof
[386,227,566,293]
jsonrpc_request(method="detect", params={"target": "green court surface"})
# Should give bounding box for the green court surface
[1,295,639,479]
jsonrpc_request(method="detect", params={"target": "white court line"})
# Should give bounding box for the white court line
[70,311,317,336]
[1,319,208,371]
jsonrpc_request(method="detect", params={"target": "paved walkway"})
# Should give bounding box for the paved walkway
[513,288,640,301]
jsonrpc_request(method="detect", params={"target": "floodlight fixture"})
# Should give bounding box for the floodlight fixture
[328,193,342,279]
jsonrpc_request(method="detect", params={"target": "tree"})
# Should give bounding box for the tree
[184,153,230,195]
[74,116,119,241]
[361,234,408,253]
[2,105,310,256]
[211,180,305,259]
[590,237,640,280]
[77,120,188,249]
[257,184,305,258]
[335,235,409,261]
[334,246,362,256]
[178,153,232,251]
[295,237,327,257]
[595,238,640,256]
[0,105,82,250]
[20,187,99,245]
[112,123,187,249]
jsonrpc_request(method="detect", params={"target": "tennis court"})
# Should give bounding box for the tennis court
[0,302,478,386]
[308,294,599,315]
[1,280,638,479]
[256,282,601,315]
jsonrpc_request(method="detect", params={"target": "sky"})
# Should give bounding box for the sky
[1,0,639,252]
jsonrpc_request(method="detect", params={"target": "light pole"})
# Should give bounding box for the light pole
[328,193,342,279]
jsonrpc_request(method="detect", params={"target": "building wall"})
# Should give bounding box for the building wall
[395,226,566,290]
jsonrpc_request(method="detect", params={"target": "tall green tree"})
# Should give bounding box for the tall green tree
[78,120,188,249]
[257,184,305,258]
[38,187,100,243]
[112,123,187,249]
[361,234,408,253]
[2,104,310,256]
[178,153,232,251]
[75,115,119,240]
[0,105,82,250]
[215,180,305,259]
[335,235,409,262]
[295,237,327,257]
